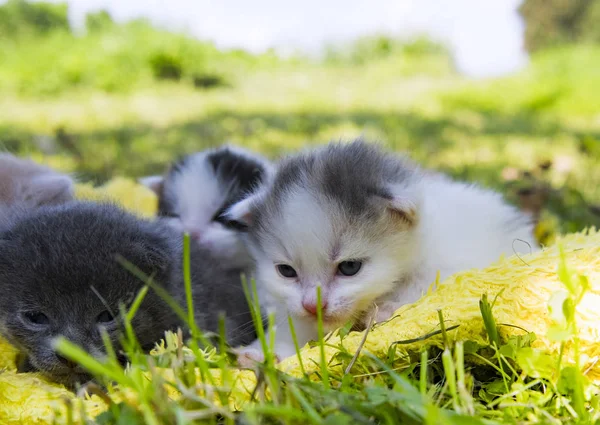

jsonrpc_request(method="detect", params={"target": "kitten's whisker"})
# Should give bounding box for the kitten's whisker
[89,285,118,322]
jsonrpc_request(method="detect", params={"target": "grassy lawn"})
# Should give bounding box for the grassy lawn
[2,43,599,238]
[1,22,600,423]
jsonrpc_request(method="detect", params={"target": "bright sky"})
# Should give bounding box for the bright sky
[53,0,528,78]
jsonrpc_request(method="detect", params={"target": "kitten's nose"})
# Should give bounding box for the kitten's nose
[56,354,78,369]
[302,299,328,316]
[189,229,202,240]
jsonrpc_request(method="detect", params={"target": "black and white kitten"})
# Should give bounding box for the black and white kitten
[140,145,272,270]
[0,202,256,388]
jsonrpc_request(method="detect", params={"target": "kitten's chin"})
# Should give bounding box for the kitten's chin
[297,311,351,332]
[322,319,347,332]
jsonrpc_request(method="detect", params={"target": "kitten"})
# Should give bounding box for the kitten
[140,145,272,270]
[0,153,74,210]
[0,202,256,388]
[225,139,538,360]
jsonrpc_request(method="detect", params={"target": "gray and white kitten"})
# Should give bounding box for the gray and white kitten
[0,202,256,388]
[140,145,272,270]
[225,139,538,360]
[0,153,74,212]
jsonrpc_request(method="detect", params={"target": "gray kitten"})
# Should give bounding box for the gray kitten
[0,153,74,210]
[225,139,537,361]
[0,202,256,388]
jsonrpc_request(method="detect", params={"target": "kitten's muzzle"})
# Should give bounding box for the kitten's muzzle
[189,230,202,241]
[302,299,328,316]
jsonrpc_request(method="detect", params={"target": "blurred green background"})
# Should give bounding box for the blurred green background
[1,0,600,241]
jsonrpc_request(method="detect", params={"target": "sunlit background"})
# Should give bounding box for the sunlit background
[62,0,527,78]
[1,0,599,242]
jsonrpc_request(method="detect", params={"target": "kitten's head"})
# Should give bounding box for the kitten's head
[0,153,74,208]
[0,202,180,387]
[226,140,423,330]
[141,146,271,269]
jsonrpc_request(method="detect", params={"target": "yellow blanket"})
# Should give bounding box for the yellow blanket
[0,178,596,424]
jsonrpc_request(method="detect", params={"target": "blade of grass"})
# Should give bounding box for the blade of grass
[288,315,306,376]
[182,232,195,329]
[442,348,458,411]
[316,285,330,388]
[288,384,323,424]
[54,337,129,384]
[420,348,429,397]
[437,310,449,349]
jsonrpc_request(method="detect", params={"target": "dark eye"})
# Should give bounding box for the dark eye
[24,312,50,326]
[276,264,298,278]
[337,260,362,276]
[212,211,228,225]
[213,209,247,231]
[96,310,115,324]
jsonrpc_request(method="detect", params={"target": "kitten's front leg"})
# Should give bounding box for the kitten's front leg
[234,336,277,368]
[235,314,315,368]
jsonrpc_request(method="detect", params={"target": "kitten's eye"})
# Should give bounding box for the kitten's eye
[213,210,247,231]
[276,264,298,278]
[212,212,228,225]
[96,310,115,324]
[162,212,180,219]
[24,312,50,326]
[337,260,362,276]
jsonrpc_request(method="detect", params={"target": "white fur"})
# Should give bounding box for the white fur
[159,152,252,269]
[233,173,538,360]
[138,175,163,193]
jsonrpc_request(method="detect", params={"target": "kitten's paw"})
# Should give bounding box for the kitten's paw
[234,347,280,368]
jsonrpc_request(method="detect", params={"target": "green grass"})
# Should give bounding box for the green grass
[52,238,600,425]
[0,20,284,97]
[1,50,599,235]
[2,19,600,423]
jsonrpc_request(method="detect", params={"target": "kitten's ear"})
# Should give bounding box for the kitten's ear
[378,184,419,226]
[120,241,172,277]
[138,175,164,195]
[29,174,74,205]
[223,194,258,229]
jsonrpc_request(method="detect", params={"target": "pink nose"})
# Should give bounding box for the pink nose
[189,230,202,240]
[302,299,328,316]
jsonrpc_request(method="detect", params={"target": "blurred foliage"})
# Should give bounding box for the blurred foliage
[148,52,184,81]
[0,1,598,239]
[0,2,280,96]
[519,0,600,52]
[440,46,600,117]
[85,10,114,33]
[0,0,69,40]
[324,35,454,76]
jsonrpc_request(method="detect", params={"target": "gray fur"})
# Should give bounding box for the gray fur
[0,202,256,388]
[249,139,420,245]
[0,153,74,210]
[226,139,538,360]
[269,139,417,215]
